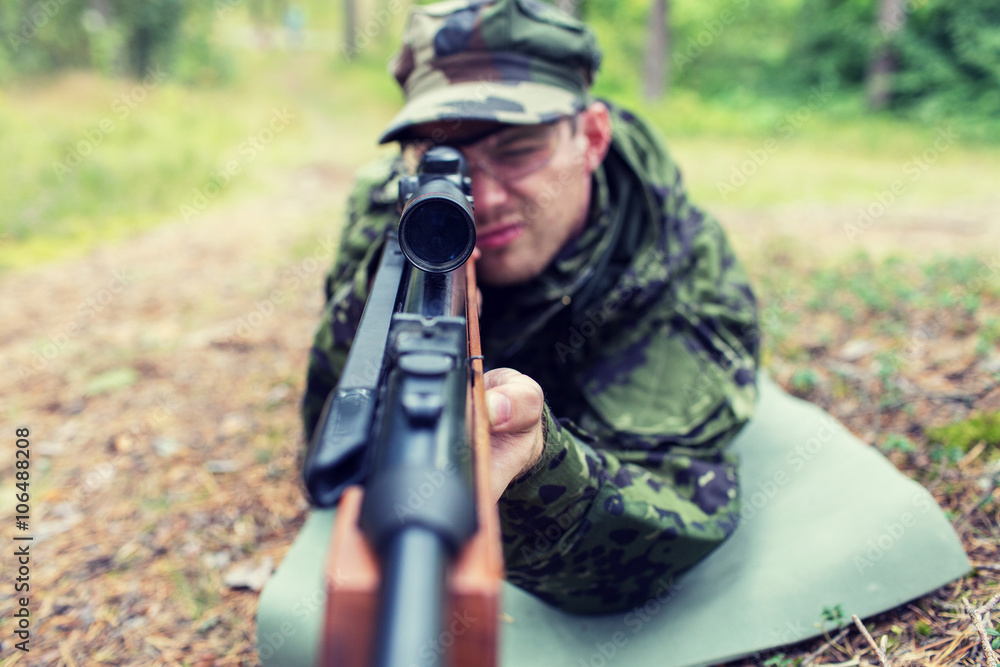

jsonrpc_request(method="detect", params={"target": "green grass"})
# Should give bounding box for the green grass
[927,412,1000,456]
[3,71,272,263]
[641,91,1000,208]
[750,247,1000,375]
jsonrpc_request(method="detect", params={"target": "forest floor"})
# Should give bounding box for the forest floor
[1,141,998,666]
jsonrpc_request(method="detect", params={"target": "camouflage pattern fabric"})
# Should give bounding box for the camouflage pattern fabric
[302,103,759,614]
[379,0,601,144]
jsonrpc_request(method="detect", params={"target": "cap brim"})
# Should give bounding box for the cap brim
[378,80,583,144]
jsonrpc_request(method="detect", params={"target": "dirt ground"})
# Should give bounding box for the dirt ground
[0,164,350,665]
[0,162,997,665]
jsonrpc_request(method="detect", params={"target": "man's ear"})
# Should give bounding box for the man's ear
[578,101,612,174]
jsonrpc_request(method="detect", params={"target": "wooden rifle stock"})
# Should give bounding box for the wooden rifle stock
[320,260,503,666]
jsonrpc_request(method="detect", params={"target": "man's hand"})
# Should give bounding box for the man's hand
[484,368,545,505]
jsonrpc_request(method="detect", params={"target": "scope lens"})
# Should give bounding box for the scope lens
[401,202,472,272]
[398,185,475,273]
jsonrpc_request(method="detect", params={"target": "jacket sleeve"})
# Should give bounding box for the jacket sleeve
[498,404,741,615]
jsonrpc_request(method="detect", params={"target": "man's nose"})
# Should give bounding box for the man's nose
[468,166,509,220]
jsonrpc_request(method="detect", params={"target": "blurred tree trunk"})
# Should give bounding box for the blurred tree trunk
[344,0,358,60]
[643,0,670,100]
[867,0,907,110]
[109,0,186,79]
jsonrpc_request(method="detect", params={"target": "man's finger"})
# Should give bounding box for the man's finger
[483,368,544,432]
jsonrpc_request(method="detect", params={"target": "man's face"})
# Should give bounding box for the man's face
[405,102,612,286]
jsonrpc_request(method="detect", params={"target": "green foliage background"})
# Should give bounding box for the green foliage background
[2,0,998,127]
[1,0,998,268]
[786,0,1000,120]
[0,0,230,82]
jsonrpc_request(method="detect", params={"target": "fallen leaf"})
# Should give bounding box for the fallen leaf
[224,556,274,592]
[839,339,877,362]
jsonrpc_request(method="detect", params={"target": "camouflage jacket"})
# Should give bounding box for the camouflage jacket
[302,103,759,614]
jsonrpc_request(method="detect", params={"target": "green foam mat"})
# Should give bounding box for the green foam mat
[257,374,970,666]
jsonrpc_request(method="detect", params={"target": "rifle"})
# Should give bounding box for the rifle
[301,147,503,667]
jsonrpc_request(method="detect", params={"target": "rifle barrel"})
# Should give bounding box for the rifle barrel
[374,529,450,667]
[360,267,477,665]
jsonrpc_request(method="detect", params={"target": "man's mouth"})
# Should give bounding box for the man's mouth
[476,222,525,250]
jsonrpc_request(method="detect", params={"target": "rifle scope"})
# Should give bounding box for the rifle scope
[398,147,475,274]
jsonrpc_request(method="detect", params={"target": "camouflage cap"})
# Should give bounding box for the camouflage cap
[378,0,602,144]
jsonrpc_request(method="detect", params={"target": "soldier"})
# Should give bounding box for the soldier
[303,0,759,614]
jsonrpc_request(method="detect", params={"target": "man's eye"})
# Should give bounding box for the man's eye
[402,143,431,172]
[492,144,545,163]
